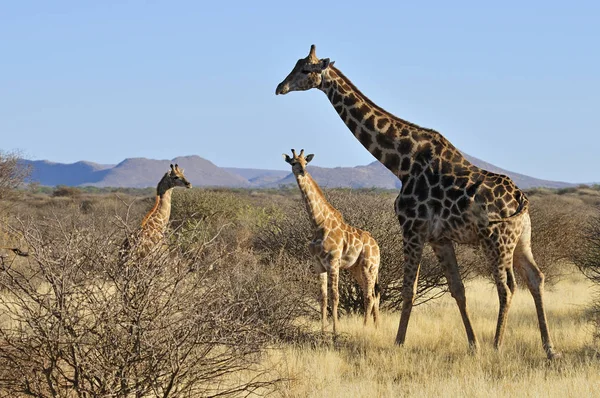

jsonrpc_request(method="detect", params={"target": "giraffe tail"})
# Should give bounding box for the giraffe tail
[487,192,529,224]
[374,273,381,301]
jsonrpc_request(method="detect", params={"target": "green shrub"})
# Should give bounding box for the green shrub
[52,185,82,198]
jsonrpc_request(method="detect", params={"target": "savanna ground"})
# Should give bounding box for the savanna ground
[262,274,600,397]
[1,163,600,397]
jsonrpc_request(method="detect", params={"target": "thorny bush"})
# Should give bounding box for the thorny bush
[0,207,310,397]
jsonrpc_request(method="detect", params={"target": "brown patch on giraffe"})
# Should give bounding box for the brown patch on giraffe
[415,144,434,165]
[340,108,348,121]
[364,115,376,131]
[376,133,396,149]
[397,138,413,154]
[358,129,373,148]
[344,94,357,107]
[441,175,456,186]
[349,106,365,122]
[347,118,358,134]
[400,157,411,172]
[430,184,444,200]
[377,117,390,130]
[372,148,383,160]
[332,91,343,104]
[402,179,415,195]
[384,153,401,171]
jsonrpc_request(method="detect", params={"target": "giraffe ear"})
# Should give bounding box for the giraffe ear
[305,154,314,163]
[320,58,332,69]
[282,154,293,164]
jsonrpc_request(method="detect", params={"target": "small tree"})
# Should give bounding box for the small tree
[573,206,600,346]
[52,185,82,198]
[0,151,30,200]
[574,207,600,284]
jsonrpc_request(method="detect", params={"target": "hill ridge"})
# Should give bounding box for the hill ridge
[21,153,574,190]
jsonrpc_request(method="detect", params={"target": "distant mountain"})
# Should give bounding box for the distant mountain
[22,153,574,190]
[270,155,573,190]
[223,167,289,186]
[461,154,570,189]
[21,160,114,186]
[88,156,249,188]
[271,161,402,189]
[24,155,248,188]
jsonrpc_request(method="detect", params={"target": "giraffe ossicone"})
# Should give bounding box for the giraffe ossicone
[276,45,560,360]
[284,149,381,334]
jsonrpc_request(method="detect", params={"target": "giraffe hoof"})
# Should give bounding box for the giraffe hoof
[547,351,562,361]
[467,343,479,355]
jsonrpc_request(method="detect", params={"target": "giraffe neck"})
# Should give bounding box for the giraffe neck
[294,172,338,229]
[319,66,460,181]
[140,179,173,233]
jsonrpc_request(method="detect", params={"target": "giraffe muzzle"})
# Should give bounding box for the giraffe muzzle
[275,82,289,95]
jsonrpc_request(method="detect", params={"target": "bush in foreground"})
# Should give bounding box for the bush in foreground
[0,212,309,397]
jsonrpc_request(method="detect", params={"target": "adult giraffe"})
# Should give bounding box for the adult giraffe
[276,45,559,359]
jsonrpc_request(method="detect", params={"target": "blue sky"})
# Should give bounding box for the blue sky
[1,1,599,182]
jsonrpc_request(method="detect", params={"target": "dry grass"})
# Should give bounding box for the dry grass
[261,275,600,397]
[2,187,599,396]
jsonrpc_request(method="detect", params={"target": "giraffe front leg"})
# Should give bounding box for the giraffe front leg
[431,240,479,351]
[328,259,341,335]
[395,231,424,345]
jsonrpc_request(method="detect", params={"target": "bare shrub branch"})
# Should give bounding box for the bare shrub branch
[0,211,286,397]
[0,151,30,201]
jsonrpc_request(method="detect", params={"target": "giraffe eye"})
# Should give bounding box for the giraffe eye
[173,176,179,179]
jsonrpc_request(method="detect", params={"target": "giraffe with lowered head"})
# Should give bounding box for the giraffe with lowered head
[283,149,381,333]
[276,45,559,359]
[121,164,192,259]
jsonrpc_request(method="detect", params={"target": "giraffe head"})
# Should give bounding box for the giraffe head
[282,149,314,175]
[275,45,334,95]
[158,164,192,194]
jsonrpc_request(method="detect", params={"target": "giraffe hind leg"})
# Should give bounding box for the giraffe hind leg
[481,234,516,353]
[318,271,328,333]
[361,261,378,328]
[372,269,381,328]
[513,216,560,359]
[356,250,380,328]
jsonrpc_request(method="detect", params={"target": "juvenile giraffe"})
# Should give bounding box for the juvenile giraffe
[283,149,381,333]
[276,45,559,359]
[121,164,191,259]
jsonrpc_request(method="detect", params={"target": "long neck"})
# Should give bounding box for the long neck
[294,172,337,230]
[319,66,459,181]
[140,186,173,233]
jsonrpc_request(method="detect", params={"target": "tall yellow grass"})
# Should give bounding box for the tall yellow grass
[261,274,599,397]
